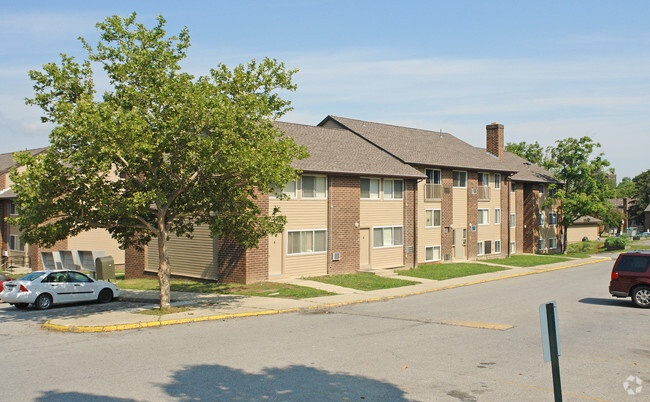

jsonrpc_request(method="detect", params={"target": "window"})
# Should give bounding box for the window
[616,255,650,272]
[453,171,467,188]
[549,186,557,197]
[9,200,17,215]
[478,209,490,225]
[360,178,380,199]
[426,169,441,184]
[425,209,441,227]
[9,235,25,252]
[271,180,297,198]
[494,240,501,253]
[511,182,517,193]
[383,179,403,199]
[478,241,484,255]
[539,184,545,194]
[548,212,558,225]
[478,173,490,187]
[425,245,441,262]
[548,238,557,249]
[510,213,516,228]
[301,175,327,199]
[373,226,403,248]
[494,173,501,189]
[510,241,516,254]
[287,230,327,254]
[539,211,545,226]
[495,208,501,224]
[539,239,546,251]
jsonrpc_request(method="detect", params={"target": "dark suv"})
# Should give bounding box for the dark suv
[609,251,650,308]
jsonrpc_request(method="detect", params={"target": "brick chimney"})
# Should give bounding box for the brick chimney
[486,123,504,161]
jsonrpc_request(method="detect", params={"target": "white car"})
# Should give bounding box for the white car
[0,270,120,310]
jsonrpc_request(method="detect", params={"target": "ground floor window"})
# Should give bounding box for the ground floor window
[373,226,403,248]
[9,235,25,252]
[425,245,441,262]
[478,241,484,255]
[494,240,501,253]
[287,230,327,254]
[539,238,546,251]
[548,238,557,249]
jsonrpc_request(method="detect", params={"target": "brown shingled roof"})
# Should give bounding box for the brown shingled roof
[276,121,425,179]
[573,215,603,224]
[501,152,559,183]
[318,116,518,173]
[0,147,48,174]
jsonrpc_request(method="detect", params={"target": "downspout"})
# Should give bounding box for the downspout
[329,176,333,273]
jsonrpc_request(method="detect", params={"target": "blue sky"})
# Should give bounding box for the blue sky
[1,0,648,180]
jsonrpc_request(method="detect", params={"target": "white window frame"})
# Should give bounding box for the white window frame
[549,238,557,249]
[287,229,328,255]
[301,175,327,199]
[539,238,546,251]
[425,245,442,262]
[494,240,501,254]
[270,180,297,199]
[478,172,490,188]
[426,169,441,184]
[478,208,490,225]
[360,177,381,200]
[478,241,484,256]
[9,234,25,252]
[510,213,516,228]
[539,211,545,226]
[425,209,441,227]
[383,179,403,200]
[9,200,17,216]
[495,208,501,225]
[494,173,501,189]
[453,171,467,188]
[510,241,516,254]
[548,212,558,226]
[373,226,404,248]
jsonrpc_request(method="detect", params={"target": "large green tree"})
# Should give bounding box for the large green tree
[505,141,553,170]
[630,170,650,226]
[616,176,636,198]
[544,137,614,252]
[11,13,307,307]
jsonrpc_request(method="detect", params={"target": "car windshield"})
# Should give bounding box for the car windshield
[18,272,47,282]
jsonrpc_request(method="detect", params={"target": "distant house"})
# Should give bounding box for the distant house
[567,216,602,244]
[608,197,640,233]
[0,148,125,271]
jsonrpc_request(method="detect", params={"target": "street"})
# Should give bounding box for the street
[1,258,648,401]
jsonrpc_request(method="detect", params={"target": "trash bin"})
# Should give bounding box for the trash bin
[95,256,115,281]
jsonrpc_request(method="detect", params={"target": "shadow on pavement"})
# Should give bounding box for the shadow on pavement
[34,364,407,401]
[0,299,146,325]
[578,297,633,307]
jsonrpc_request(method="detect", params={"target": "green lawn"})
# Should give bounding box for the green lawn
[491,254,571,267]
[306,272,418,291]
[116,279,336,299]
[138,306,191,316]
[397,263,508,280]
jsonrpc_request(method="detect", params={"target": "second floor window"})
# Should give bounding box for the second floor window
[548,212,558,225]
[302,175,327,199]
[539,211,545,226]
[9,200,17,215]
[478,209,489,225]
[453,171,467,188]
[494,173,501,189]
[425,209,441,227]
[360,178,381,199]
[383,179,403,199]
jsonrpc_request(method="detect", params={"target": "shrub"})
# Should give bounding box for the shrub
[605,236,628,250]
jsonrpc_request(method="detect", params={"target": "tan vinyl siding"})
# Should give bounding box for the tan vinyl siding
[283,252,328,277]
[452,187,468,231]
[146,225,219,279]
[271,199,327,230]
[567,225,600,244]
[370,246,403,269]
[360,199,403,227]
[417,173,442,263]
[478,178,501,243]
[68,229,125,264]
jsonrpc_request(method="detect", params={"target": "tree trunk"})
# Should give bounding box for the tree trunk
[157,228,171,309]
[562,224,568,254]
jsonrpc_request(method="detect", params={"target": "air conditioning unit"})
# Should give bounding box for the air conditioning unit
[332,252,341,261]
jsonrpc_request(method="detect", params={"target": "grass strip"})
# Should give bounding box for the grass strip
[306,272,418,291]
[490,255,571,267]
[397,263,508,280]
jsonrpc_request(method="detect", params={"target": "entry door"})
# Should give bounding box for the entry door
[454,229,465,259]
[269,234,283,276]
[360,228,370,266]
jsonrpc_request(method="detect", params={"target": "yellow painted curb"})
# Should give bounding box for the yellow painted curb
[42,257,609,333]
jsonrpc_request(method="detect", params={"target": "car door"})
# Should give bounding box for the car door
[41,272,76,303]
[67,271,97,301]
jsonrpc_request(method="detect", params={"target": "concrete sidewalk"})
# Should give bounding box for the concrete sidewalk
[42,255,611,333]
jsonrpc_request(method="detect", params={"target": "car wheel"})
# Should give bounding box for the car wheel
[97,288,113,304]
[14,303,28,309]
[34,294,52,310]
[631,286,650,308]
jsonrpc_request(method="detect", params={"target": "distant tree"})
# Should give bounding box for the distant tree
[544,137,614,252]
[505,141,552,169]
[616,177,636,198]
[597,204,624,234]
[11,13,307,308]
[630,170,650,226]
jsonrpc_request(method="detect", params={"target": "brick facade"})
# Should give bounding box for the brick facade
[466,172,479,260]
[328,175,360,275]
[244,191,270,283]
[500,175,510,255]
[441,169,454,261]
[125,245,148,279]
[486,123,505,161]
[403,179,416,268]
[515,185,525,254]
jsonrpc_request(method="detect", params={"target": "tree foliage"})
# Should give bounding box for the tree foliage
[616,176,636,198]
[630,170,650,225]
[11,13,307,307]
[505,141,553,170]
[543,137,614,252]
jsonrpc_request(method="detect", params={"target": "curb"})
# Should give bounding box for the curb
[42,257,610,333]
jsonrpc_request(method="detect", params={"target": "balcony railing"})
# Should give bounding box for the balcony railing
[425,183,442,200]
[477,186,491,201]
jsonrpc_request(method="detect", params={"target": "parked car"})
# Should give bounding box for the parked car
[0,270,120,310]
[0,272,14,294]
[609,251,650,308]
